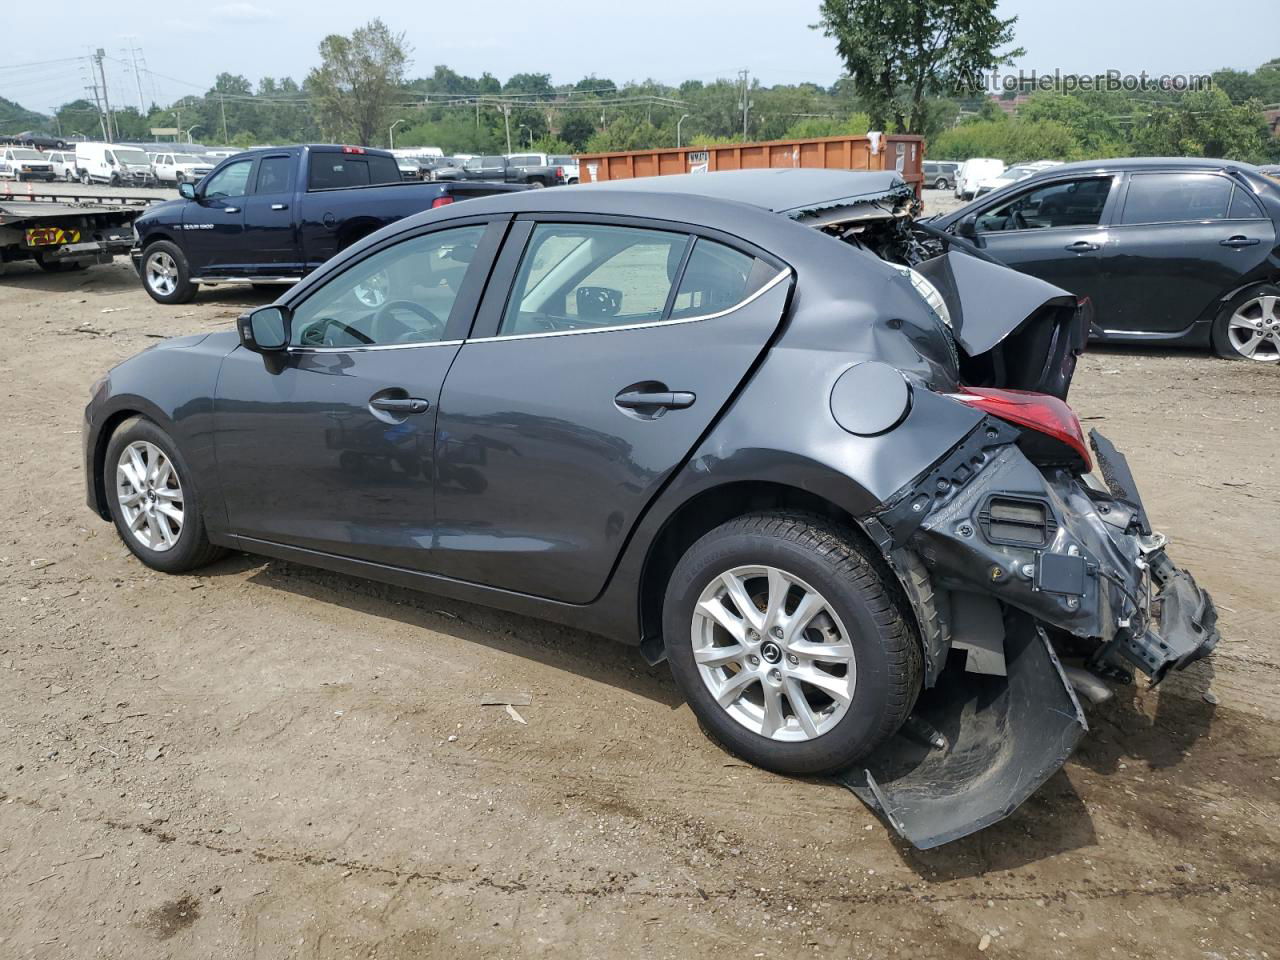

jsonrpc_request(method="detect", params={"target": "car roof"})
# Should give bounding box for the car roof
[1023,156,1258,176]
[569,168,909,218]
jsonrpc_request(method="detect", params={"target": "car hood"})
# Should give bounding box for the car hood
[136,198,187,223]
[913,250,1079,355]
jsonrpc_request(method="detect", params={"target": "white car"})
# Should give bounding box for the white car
[974,161,1063,199]
[45,150,78,181]
[0,146,56,181]
[149,151,215,185]
[954,157,1005,200]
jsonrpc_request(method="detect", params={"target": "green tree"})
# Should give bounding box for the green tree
[813,0,1023,133]
[1130,88,1271,162]
[307,18,412,146]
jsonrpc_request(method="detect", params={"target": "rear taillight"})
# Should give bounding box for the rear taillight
[951,386,1092,471]
[431,195,455,209]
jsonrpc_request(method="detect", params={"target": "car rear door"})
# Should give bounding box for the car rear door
[969,173,1119,314]
[239,152,302,276]
[181,156,255,276]
[1094,171,1275,337]
[430,216,794,604]
[213,218,505,568]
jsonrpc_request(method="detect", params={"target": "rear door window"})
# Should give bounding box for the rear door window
[1120,173,1233,224]
[254,155,294,194]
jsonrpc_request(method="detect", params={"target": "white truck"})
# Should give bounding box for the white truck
[148,151,215,185]
[74,143,156,186]
[0,146,56,182]
[505,152,579,185]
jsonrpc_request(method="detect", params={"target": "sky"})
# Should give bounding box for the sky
[3,0,1277,115]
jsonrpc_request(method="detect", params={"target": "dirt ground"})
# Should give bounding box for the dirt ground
[0,251,1277,960]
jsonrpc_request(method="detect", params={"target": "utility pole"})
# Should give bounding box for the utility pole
[502,104,512,154]
[124,41,146,112]
[86,83,107,140]
[94,49,115,141]
[738,68,751,138]
[219,94,228,144]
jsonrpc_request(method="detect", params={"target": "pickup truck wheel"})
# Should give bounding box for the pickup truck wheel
[1212,283,1280,362]
[529,180,545,189]
[141,241,197,305]
[663,512,922,777]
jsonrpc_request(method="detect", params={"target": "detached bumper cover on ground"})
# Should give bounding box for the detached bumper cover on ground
[840,425,1219,849]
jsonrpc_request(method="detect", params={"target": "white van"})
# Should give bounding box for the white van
[954,157,1005,200]
[74,143,156,186]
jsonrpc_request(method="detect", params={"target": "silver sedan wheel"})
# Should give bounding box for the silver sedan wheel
[1228,294,1280,362]
[116,441,184,552]
[146,250,178,298]
[691,565,856,742]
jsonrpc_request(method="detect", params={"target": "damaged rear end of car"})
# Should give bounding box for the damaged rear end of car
[831,237,1218,848]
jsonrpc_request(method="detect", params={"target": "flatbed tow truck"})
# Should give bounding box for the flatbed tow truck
[0,187,155,275]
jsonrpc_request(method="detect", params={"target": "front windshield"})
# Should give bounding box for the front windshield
[13,149,42,160]
[115,149,151,165]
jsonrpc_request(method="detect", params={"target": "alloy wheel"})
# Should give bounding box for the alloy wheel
[1228,294,1280,362]
[691,565,856,742]
[116,440,184,552]
[146,251,178,297]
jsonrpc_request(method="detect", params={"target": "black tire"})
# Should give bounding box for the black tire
[1211,281,1280,362]
[80,171,91,185]
[528,179,546,189]
[934,178,947,190]
[175,172,185,184]
[663,512,922,777]
[109,173,120,187]
[34,253,72,273]
[140,240,197,304]
[104,417,224,574]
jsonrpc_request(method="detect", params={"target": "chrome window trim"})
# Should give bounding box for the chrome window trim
[466,267,792,344]
[287,338,464,354]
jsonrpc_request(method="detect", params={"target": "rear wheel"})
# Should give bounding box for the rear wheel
[934,177,947,189]
[141,240,197,304]
[104,417,224,574]
[1212,283,1280,362]
[663,513,922,777]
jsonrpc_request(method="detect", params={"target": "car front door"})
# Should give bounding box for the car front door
[181,157,255,276]
[430,218,793,603]
[1095,171,1275,337]
[239,153,301,276]
[213,219,502,569]
[968,174,1119,314]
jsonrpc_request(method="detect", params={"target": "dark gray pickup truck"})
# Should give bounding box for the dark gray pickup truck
[433,154,565,188]
[131,144,525,303]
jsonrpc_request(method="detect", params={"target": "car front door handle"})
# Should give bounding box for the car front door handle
[615,389,696,410]
[1064,240,1099,252]
[224,206,240,214]
[270,203,288,211]
[370,396,430,415]
[1220,235,1260,247]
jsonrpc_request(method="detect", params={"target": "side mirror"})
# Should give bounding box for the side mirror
[956,213,979,239]
[576,285,622,319]
[178,181,196,200]
[237,305,289,353]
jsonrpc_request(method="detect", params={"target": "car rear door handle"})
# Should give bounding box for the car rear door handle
[1220,235,1260,247]
[270,203,288,211]
[615,389,696,410]
[1064,240,1099,252]
[370,396,430,414]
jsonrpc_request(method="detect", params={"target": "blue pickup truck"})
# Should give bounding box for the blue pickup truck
[132,144,524,304]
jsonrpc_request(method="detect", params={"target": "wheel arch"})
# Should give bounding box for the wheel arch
[634,479,928,667]
[89,401,175,520]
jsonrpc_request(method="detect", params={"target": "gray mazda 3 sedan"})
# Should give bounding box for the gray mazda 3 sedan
[83,170,1219,847]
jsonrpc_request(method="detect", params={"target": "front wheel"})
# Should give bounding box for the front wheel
[141,240,197,304]
[663,513,922,777]
[1212,283,1280,362]
[80,171,91,185]
[104,417,224,573]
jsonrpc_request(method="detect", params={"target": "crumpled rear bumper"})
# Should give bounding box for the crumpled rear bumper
[843,422,1218,847]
